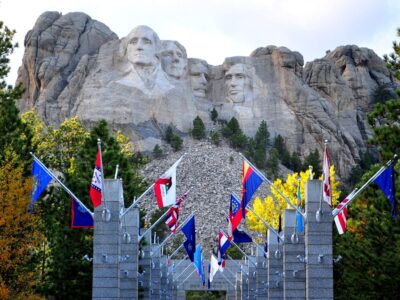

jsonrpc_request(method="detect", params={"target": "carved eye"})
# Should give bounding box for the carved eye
[237,74,245,79]
[225,75,232,80]
[130,37,138,44]
[177,52,182,58]
[143,38,152,44]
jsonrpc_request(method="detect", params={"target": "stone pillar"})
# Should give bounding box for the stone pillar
[92,179,122,299]
[248,261,256,299]
[119,206,139,299]
[241,265,249,299]
[283,209,306,299]
[235,271,242,300]
[256,244,268,299]
[150,245,161,299]
[138,230,152,300]
[159,256,168,300]
[267,228,283,299]
[305,180,333,300]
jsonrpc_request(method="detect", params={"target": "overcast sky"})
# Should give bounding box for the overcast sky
[1,0,400,84]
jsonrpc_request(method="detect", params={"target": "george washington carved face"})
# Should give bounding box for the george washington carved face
[126,25,160,67]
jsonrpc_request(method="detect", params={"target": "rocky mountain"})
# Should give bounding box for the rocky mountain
[16,11,398,178]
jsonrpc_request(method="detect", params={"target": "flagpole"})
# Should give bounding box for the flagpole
[221,229,257,267]
[226,254,247,275]
[151,213,194,256]
[332,154,398,217]
[174,263,193,281]
[114,164,119,179]
[177,267,197,288]
[138,208,171,242]
[121,183,154,218]
[239,153,306,220]
[161,244,184,267]
[171,256,188,272]
[30,153,94,216]
[219,270,235,289]
[97,139,107,209]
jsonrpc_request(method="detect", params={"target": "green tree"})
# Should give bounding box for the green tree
[373,83,395,104]
[210,131,220,146]
[210,108,218,123]
[191,116,206,139]
[27,119,146,299]
[272,135,290,168]
[165,125,174,143]
[383,27,400,79]
[0,22,32,170]
[171,134,183,151]
[266,148,280,178]
[251,120,270,169]
[289,151,302,172]
[367,95,400,161]
[153,144,163,158]
[302,148,322,177]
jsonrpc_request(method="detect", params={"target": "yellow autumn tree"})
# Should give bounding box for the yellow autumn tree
[247,166,340,233]
[0,148,44,299]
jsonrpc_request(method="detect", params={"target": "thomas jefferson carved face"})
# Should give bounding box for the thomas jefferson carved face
[225,63,252,103]
[189,61,209,98]
[126,26,160,67]
[160,41,187,79]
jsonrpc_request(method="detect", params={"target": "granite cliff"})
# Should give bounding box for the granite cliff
[16,11,398,178]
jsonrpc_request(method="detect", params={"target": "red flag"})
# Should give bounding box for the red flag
[334,192,355,234]
[90,150,102,208]
[323,146,332,207]
[165,190,190,233]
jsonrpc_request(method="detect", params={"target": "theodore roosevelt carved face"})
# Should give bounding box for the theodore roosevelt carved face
[224,63,253,103]
[126,25,160,68]
[160,40,187,80]
[188,59,209,98]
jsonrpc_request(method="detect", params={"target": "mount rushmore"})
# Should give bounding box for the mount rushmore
[15,11,399,176]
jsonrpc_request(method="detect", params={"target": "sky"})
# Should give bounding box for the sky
[1,0,400,84]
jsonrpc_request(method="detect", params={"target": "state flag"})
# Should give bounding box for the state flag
[31,158,53,211]
[90,149,102,208]
[241,160,263,217]
[71,197,94,228]
[182,215,196,262]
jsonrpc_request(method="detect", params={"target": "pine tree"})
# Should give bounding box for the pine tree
[266,148,279,178]
[171,134,183,151]
[302,148,322,177]
[252,121,270,169]
[153,144,163,158]
[0,21,32,170]
[165,125,174,143]
[191,116,206,139]
[383,27,400,80]
[210,108,218,123]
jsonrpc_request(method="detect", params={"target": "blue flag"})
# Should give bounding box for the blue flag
[296,183,304,233]
[182,215,196,262]
[233,229,253,243]
[31,159,53,210]
[374,166,396,219]
[193,244,205,286]
[71,197,94,228]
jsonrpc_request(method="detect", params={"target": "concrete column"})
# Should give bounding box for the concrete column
[138,230,152,300]
[283,209,306,300]
[248,262,256,299]
[119,206,139,299]
[241,265,249,299]
[150,245,161,299]
[235,271,242,300]
[305,180,333,300]
[92,179,122,299]
[267,229,283,299]
[256,244,268,299]
[159,256,168,300]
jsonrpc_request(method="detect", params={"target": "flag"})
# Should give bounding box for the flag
[233,229,252,243]
[193,244,205,286]
[208,254,219,288]
[31,158,53,210]
[182,215,196,262]
[218,231,231,265]
[374,166,396,218]
[165,190,189,233]
[71,197,94,228]
[241,160,263,217]
[334,196,351,234]
[90,149,102,208]
[229,194,243,235]
[296,182,304,233]
[154,157,182,208]
[263,231,268,258]
[323,146,332,207]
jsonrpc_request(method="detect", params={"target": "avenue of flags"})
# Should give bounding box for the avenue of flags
[29,135,398,288]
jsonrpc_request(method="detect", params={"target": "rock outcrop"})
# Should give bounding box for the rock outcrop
[16,12,398,177]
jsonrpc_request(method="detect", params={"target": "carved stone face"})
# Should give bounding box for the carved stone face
[189,62,209,98]
[160,41,187,79]
[225,63,251,103]
[126,26,159,67]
